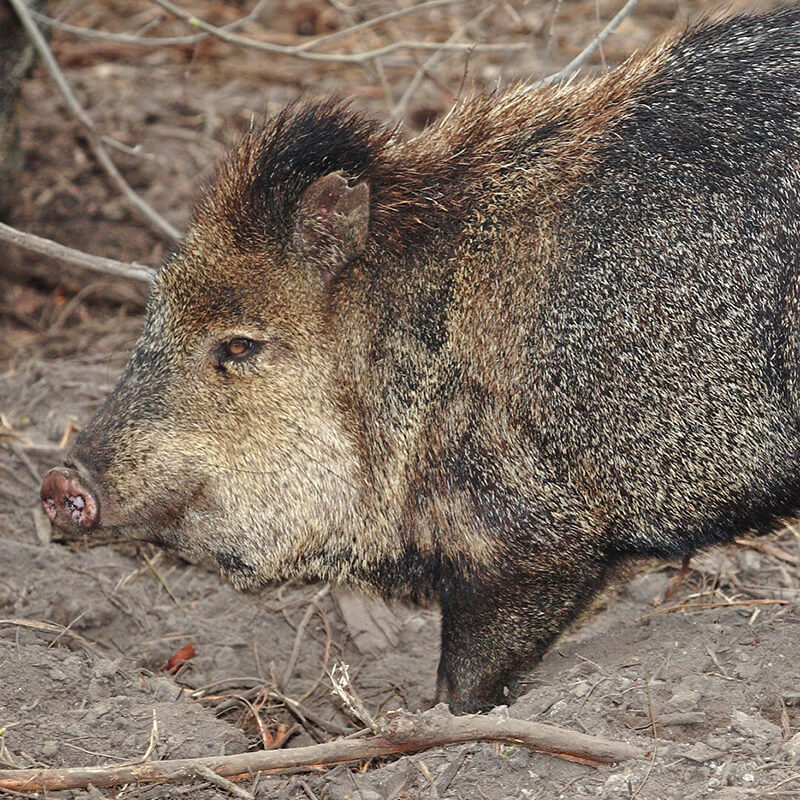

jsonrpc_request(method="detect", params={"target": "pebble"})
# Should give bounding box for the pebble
[782,731,800,761]
[665,688,702,712]
[679,742,725,763]
[730,710,781,741]
[91,658,120,680]
[572,680,591,697]
[602,772,634,799]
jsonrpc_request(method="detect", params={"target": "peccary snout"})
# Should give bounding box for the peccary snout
[40,465,100,533]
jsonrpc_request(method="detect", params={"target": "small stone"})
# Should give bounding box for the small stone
[679,742,725,763]
[782,731,800,761]
[730,710,781,741]
[602,772,633,799]
[783,692,800,707]
[665,688,701,712]
[92,658,120,680]
[572,680,591,697]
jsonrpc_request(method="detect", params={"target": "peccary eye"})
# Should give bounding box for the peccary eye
[213,337,260,368]
[227,338,254,358]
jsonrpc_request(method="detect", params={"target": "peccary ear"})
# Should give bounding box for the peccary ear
[292,172,370,289]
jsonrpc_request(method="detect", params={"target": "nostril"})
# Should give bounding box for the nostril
[40,467,100,531]
[65,492,85,521]
[43,496,57,519]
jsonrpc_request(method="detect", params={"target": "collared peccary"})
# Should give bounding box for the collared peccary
[41,7,800,713]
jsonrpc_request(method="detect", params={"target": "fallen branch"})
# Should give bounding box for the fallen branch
[0,704,641,792]
[0,222,155,284]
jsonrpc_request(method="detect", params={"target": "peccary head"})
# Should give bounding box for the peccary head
[41,102,389,589]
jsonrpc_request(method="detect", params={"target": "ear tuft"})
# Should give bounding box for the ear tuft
[293,172,370,289]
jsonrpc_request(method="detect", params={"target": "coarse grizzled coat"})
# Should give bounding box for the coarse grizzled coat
[41,6,800,712]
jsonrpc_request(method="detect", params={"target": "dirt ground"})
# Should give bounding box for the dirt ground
[2,1,800,798]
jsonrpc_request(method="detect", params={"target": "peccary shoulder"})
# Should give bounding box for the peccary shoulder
[42,7,800,712]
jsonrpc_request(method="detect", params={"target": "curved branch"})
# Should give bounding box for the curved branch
[0,705,641,793]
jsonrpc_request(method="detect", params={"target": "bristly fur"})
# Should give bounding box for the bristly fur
[196,38,664,263]
[57,5,800,714]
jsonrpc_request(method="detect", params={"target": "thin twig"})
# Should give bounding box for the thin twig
[150,0,530,64]
[329,0,394,108]
[0,704,641,792]
[541,0,563,80]
[530,0,642,90]
[267,689,354,737]
[391,5,492,122]
[140,711,159,763]
[280,584,331,692]
[32,0,467,52]
[139,549,182,607]
[330,661,376,731]
[594,0,608,72]
[7,0,181,242]
[241,696,269,749]
[194,763,255,800]
[31,0,269,47]
[298,779,321,800]
[734,536,800,566]
[638,598,787,620]
[0,222,155,284]
[764,773,800,795]
[295,0,472,53]
[630,668,657,799]
[0,618,102,657]
[299,602,334,703]
[8,442,40,484]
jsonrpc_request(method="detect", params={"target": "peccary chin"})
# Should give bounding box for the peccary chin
[60,6,800,712]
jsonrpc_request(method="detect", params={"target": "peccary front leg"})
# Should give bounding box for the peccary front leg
[436,563,608,713]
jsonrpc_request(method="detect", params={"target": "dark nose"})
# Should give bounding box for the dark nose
[40,465,100,533]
